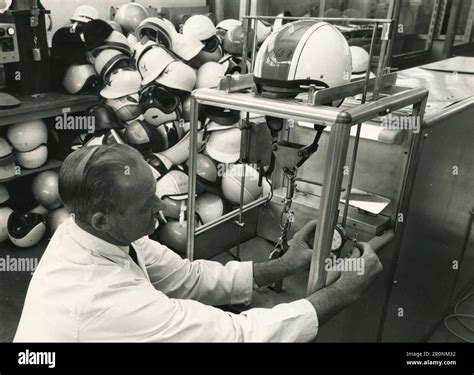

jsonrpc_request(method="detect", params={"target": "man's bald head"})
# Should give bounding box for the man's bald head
[59,144,152,224]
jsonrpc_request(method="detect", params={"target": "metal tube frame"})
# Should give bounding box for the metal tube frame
[188,86,428,294]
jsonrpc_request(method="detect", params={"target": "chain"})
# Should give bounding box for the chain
[270,168,297,260]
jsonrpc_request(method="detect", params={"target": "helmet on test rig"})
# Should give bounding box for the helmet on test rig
[254,21,352,101]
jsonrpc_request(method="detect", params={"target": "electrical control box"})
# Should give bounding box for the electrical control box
[0,21,20,64]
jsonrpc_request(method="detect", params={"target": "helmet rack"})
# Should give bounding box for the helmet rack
[187,80,428,295]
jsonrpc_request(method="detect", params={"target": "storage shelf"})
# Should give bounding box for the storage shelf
[0,92,100,126]
[0,159,62,183]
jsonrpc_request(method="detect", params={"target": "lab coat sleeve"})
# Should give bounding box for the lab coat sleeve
[79,279,319,342]
[138,236,253,306]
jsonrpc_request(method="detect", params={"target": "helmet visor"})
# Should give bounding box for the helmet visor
[202,35,220,53]
[141,85,181,114]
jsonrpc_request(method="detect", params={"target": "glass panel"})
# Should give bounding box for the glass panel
[393,0,437,55]
[437,0,474,45]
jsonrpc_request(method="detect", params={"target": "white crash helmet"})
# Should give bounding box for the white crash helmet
[32,171,62,210]
[91,31,132,56]
[136,17,177,49]
[0,184,9,205]
[221,164,263,205]
[156,170,189,201]
[195,61,227,89]
[100,68,142,99]
[8,211,46,248]
[155,61,197,93]
[206,127,241,164]
[350,46,370,75]
[196,193,224,224]
[183,15,216,41]
[62,64,100,95]
[106,93,142,122]
[7,120,48,152]
[15,145,48,169]
[172,33,204,62]
[133,40,156,68]
[93,49,130,79]
[137,46,175,86]
[71,5,99,24]
[0,206,13,242]
[114,2,149,35]
[254,21,352,100]
[159,127,205,166]
[216,19,241,33]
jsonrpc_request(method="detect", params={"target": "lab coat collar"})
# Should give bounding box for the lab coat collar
[65,217,133,265]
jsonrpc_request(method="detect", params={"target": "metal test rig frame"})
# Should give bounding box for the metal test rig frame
[186,13,429,296]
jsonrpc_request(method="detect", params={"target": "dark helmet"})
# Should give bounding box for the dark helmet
[7,211,47,248]
[86,104,124,131]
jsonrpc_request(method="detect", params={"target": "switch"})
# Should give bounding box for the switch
[2,38,14,52]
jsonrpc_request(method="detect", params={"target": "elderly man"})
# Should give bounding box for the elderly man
[14,144,382,342]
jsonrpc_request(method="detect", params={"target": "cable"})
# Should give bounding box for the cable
[443,286,474,343]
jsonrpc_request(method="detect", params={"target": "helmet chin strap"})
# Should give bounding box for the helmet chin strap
[263,117,326,292]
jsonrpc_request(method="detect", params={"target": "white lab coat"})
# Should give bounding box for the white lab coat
[14,219,318,342]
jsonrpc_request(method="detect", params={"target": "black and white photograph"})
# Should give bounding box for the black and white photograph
[0,0,473,370]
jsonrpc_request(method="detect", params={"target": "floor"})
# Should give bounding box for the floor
[1,236,473,343]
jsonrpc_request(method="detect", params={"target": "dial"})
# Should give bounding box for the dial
[331,225,347,252]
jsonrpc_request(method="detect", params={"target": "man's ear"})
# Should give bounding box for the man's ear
[90,212,109,232]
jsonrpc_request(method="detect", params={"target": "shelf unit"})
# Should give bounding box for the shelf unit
[0,92,100,178]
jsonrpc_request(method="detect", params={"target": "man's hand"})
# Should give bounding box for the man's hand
[333,242,383,302]
[280,220,318,271]
[306,242,383,325]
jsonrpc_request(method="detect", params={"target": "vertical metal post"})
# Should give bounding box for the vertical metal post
[442,0,464,58]
[341,22,378,227]
[240,0,252,74]
[186,96,200,261]
[307,121,352,296]
[376,95,428,341]
[385,0,402,68]
[373,21,392,100]
[251,17,259,72]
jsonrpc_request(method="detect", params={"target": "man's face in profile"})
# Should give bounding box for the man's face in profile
[103,159,163,244]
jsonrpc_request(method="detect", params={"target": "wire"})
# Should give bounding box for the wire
[443,287,474,343]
